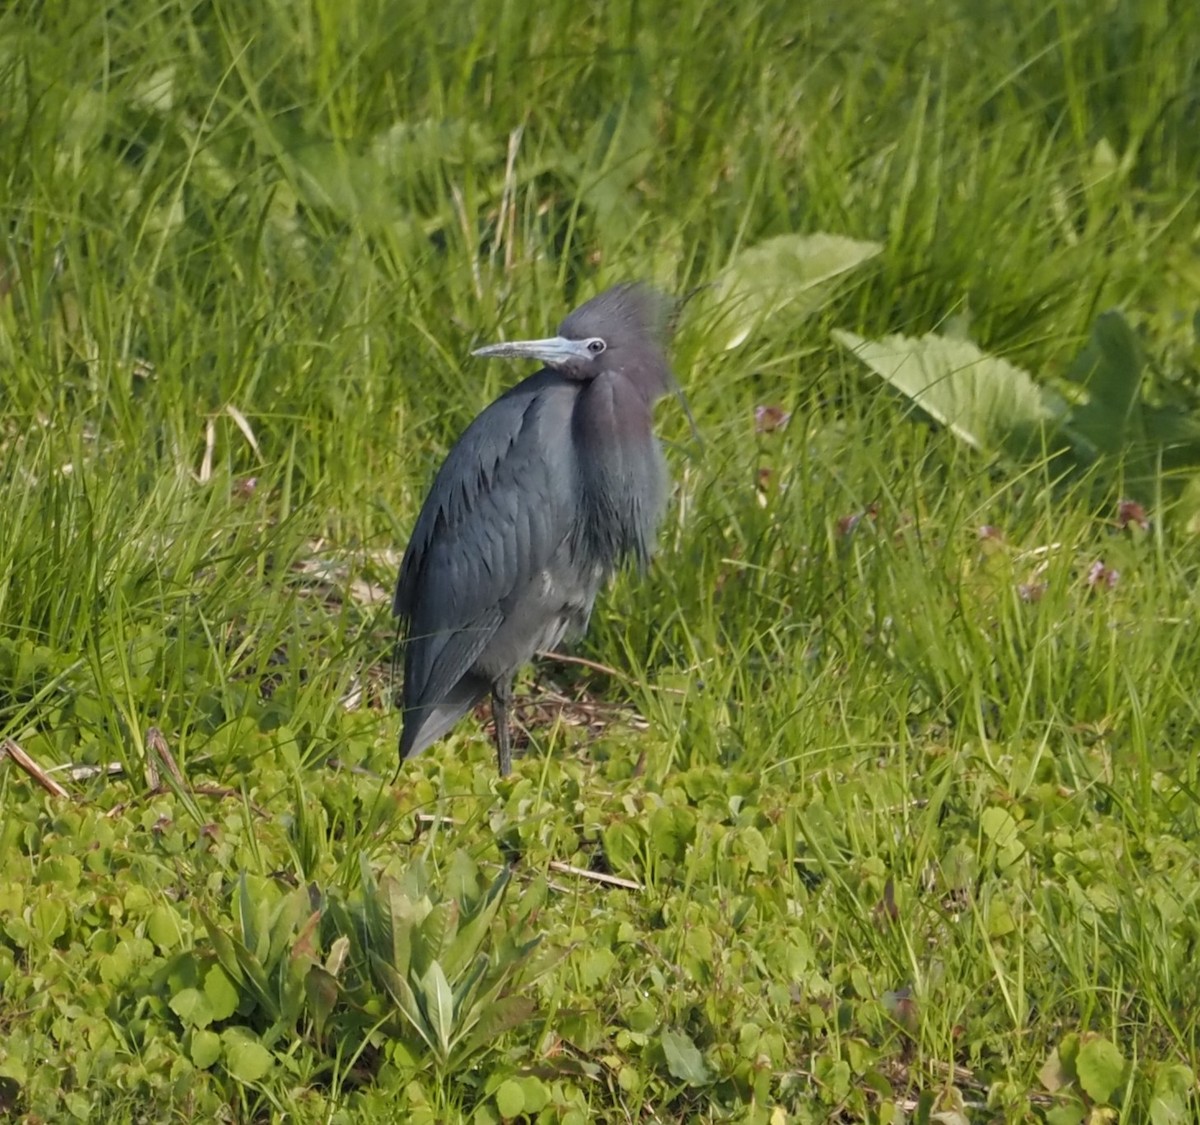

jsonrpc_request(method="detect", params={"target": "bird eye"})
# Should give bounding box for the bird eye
[586,338,606,355]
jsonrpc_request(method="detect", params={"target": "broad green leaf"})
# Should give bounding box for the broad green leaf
[579,947,616,989]
[929,1084,970,1125]
[31,898,67,944]
[0,915,30,948]
[660,1028,712,1085]
[980,805,1026,872]
[1062,310,1145,458]
[369,118,499,186]
[371,952,437,1054]
[443,850,482,903]
[199,911,243,986]
[37,854,81,890]
[494,1078,524,1119]
[1150,1063,1195,1125]
[1144,404,1200,468]
[204,964,240,1023]
[834,328,1065,459]
[305,966,339,1039]
[190,1029,222,1069]
[169,987,213,1029]
[980,807,1019,848]
[0,1047,25,1084]
[256,115,495,242]
[237,874,271,964]
[221,1029,274,1084]
[459,970,525,1040]
[358,858,396,966]
[1045,1103,1088,1125]
[648,806,696,863]
[929,1108,970,1125]
[454,995,536,1063]
[815,1056,852,1101]
[985,896,1016,937]
[514,1077,549,1114]
[266,890,311,968]
[290,909,322,973]
[229,941,273,1015]
[683,925,713,969]
[473,1103,501,1125]
[325,935,350,977]
[711,233,883,350]
[1075,1037,1126,1105]
[278,945,311,1027]
[98,942,133,986]
[416,901,460,976]
[384,878,427,977]
[146,904,184,951]
[1058,1033,1082,1071]
[420,960,455,1061]
[736,825,770,873]
[441,869,510,981]
[603,821,643,874]
[450,953,491,1019]
[512,935,563,984]
[0,884,23,919]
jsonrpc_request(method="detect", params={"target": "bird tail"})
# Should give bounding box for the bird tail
[399,673,490,761]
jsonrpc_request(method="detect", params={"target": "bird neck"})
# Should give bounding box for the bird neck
[571,372,666,568]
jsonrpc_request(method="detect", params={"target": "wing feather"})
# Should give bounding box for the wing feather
[394,371,576,712]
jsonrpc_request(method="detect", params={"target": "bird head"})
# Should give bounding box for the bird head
[472,282,676,402]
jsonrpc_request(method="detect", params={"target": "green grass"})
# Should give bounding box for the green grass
[1,0,1199,1120]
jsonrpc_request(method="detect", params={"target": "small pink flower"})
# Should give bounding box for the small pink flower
[836,505,879,539]
[1116,499,1149,532]
[1087,560,1119,590]
[754,404,792,433]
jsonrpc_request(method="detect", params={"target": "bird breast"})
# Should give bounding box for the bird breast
[479,552,604,683]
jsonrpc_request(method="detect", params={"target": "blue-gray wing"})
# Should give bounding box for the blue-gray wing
[394,373,575,717]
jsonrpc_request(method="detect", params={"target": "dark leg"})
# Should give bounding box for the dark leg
[492,680,513,777]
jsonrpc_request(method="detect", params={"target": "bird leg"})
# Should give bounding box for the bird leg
[492,680,513,777]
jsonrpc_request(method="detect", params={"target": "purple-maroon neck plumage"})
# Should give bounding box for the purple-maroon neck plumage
[555,284,672,568]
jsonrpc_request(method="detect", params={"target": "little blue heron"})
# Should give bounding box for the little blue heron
[393,282,683,776]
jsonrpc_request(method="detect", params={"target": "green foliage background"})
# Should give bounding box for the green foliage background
[1,0,1199,1120]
